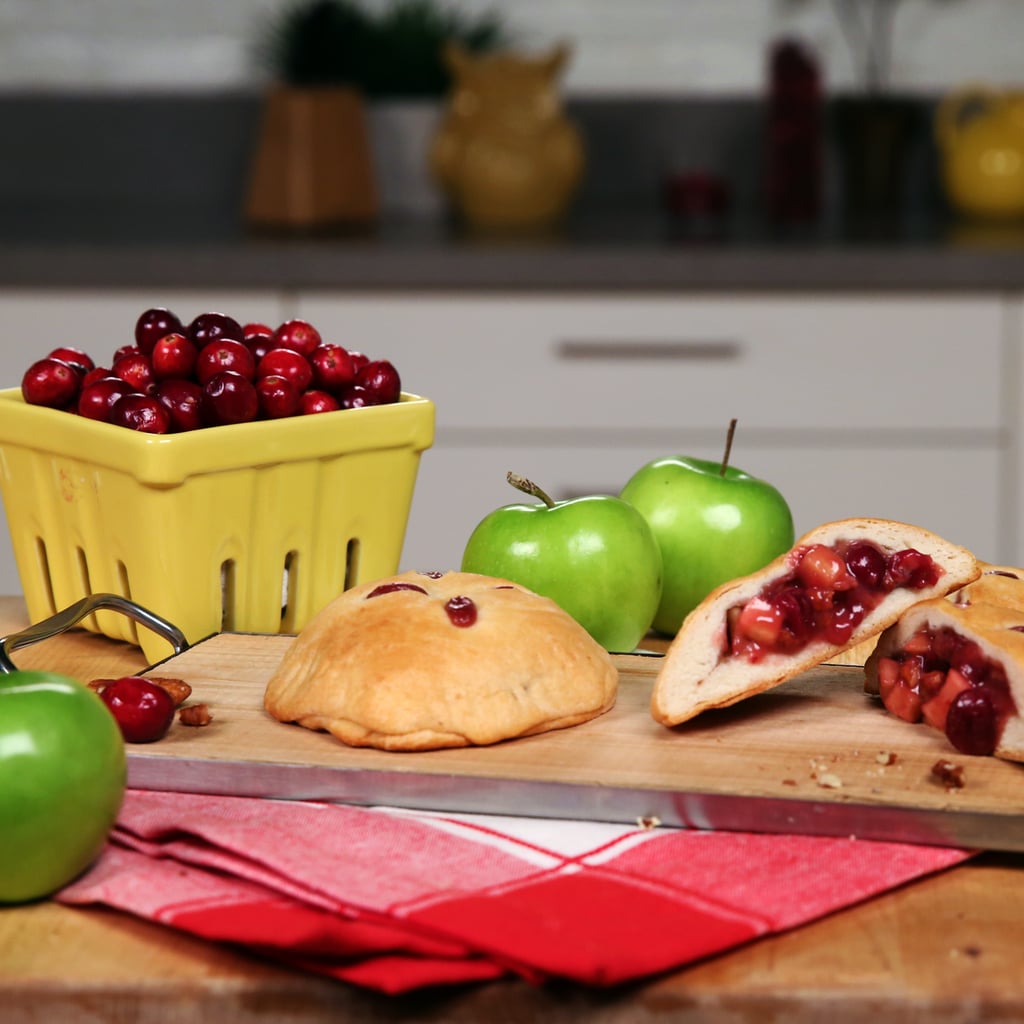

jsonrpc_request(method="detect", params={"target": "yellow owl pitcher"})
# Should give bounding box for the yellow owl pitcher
[936,86,1024,220]
[430,42,585,231]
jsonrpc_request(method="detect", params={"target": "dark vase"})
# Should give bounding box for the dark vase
[833,95,920,231]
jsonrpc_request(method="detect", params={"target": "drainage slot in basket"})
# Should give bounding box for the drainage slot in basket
[344,538,360,591]
[34,536,57,615]
[281,550,297,631]
[220,559,236,632]
[115,560,139,643]
[75,547,102,633]
[116,560,132,600]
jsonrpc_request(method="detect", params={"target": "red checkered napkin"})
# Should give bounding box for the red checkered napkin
[57,790,970,994]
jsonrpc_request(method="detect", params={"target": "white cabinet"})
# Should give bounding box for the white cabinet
[296,292,1011,572]
[0,287,1011,610]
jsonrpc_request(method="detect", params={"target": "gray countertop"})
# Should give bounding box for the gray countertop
[3,92,1023,295]
[3,200,1024,294]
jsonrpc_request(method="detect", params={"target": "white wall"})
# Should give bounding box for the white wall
[1,0,1021,96]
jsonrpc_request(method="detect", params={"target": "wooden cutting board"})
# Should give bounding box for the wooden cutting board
[129,632,1024,851]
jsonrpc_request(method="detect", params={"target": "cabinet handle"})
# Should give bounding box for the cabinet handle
[556,339,741,361]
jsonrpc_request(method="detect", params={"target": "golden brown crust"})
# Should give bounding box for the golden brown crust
[949,563,1024,611]
[651,518,980,727]
[263,570,618,751]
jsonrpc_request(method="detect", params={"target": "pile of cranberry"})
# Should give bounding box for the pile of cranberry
[19,307,402,433]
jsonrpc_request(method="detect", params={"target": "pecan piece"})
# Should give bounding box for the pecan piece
[145,677,192,706]
[179,703,212,727]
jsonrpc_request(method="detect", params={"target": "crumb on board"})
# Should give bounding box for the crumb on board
[809,759,843,789]
[876,750,898,766]
[931,759,966,790]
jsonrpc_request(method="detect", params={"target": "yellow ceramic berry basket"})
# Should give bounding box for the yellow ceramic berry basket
[0,388,435,665]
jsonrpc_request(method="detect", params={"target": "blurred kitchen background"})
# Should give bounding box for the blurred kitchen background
[1,0,1024,603]
[3,0,1024,235]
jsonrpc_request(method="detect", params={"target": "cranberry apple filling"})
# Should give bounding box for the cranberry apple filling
[727,540,941,663]
[876,626,1018,756]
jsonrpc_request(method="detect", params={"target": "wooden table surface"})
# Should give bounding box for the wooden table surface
[1,596,1023,1024]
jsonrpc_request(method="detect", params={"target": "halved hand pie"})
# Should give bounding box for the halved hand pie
[865,569,1024,761]
[651,518,980,727]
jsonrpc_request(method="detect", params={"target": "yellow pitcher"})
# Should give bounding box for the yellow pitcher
[430,42,585,231]
[936,86,1024,220]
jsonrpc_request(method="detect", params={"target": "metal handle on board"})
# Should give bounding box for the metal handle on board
[0,593,189,673]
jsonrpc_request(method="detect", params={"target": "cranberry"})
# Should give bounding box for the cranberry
[773,586,816,647]
[272,318,322,356]
[188,311,244,347]
[310,343,356,394]
[355,359,401,404]
[112,352,155,394]
[367,582,428,598]
[256,348,313,392]
[109,393,171,433]
[111,344,140,365]
[349,350,370,372]
[135,307,184,354]
[340,384,373,409]
[300,389,340,415]
[948,638,988,683]
[255,374,302,419]
[48,346,95,374]
[154,378,204,432]
[822,590,867,646]
[21,357,82,408]
[445,596,477,627]
[885,549,940,590]
[77,377,135,422]
[196,339,256,384]
[243,324,275,362]
[81,366,113,388]
[844,540,886,588]
[945,688,999,756]
[99,676,175,743]
[151,332,198,381]
[201,371,259,426]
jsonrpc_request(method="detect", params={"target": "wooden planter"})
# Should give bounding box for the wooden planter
[244,85,378,230]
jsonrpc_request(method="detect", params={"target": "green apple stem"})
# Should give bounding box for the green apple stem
[719,419,738,477]
[506,471,556,508]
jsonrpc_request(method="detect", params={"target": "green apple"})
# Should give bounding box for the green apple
[461,472,663,652]
[0,671,126,904]
[620,421,794,636]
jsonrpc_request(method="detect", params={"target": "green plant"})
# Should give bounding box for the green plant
[259,0,508,97]
[261,0,374,87]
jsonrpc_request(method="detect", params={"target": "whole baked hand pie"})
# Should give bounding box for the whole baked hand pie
[263,570,618,751]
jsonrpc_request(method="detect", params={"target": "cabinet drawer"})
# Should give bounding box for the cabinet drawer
[399,443,1005,577]
[297,294,1004,433]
